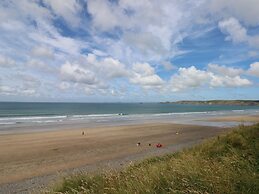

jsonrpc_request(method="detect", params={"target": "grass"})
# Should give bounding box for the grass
[49,124,259,194]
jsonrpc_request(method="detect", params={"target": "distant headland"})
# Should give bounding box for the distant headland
[160,100,259,106]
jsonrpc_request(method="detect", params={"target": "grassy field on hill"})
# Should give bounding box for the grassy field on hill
[50,124,259,194]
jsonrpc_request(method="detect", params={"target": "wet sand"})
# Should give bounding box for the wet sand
[0,123,230,193]
[205,115,259,122]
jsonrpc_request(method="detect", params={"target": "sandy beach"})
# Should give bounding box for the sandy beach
[0,112,258,193]
[0,122,231,193]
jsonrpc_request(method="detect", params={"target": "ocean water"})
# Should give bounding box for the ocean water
[0,102,259,130]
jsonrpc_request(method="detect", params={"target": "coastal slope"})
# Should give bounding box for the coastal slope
[52,124,259,194]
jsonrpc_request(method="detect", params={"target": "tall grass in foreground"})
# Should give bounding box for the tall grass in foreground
[50,124,259,194]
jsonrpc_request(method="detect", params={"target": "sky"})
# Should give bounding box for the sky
[0,0,259,102]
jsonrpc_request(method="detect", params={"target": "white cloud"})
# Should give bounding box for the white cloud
[132,62,156,77]
[27,59,57,73]
[0,85,37,96]
[60,54,128,93]
[29,20,85,55]
[170,66,210,91]
[0,0,86,61]
[210,74,251,87]
[208,64,244,77]
[162,62,175,71]
[209,0,259,26]
[85,55,128,79]
[218,17,248,44]
[248,62,259,77]
[42,0,81,27]
[87,0,199,62]
[130,63,164,88]
[218,17,259,48]
[58,82,70,90]
[0,85,16,95]
[0,1,258,100]
[123,31,168,60]
[169,65,252,92]
[87,0,121,31]
[31,46,54,59]
[0,55,16,67]
[21,89,37,96]
[17,73,42,90]
[60,56,164,92]
[0,73,41,97]
[60,61,97,85]
[92,49,108,57]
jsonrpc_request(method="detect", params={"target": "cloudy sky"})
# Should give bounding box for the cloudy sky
[0,0,259,102]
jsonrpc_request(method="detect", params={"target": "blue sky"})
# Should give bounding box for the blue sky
[0,0,259,102]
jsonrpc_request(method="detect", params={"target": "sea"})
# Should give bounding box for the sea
[0,102,259,133]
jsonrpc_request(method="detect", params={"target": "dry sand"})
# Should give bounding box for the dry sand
[2,120,248,193]
[0,123,228,185]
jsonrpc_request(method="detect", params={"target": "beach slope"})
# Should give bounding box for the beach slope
[52,124,259,194]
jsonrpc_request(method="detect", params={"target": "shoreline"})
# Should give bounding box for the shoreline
[1,109,259,135]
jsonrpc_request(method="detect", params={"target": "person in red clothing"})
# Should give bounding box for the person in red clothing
[156,143,162,148]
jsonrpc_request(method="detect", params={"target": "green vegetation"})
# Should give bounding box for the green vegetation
[50,124,259,194]
[161,100,259,106]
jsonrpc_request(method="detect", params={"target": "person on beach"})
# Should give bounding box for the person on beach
[156,143,162,148]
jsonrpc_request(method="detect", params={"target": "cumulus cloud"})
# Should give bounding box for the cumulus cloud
[60,56,164,91]
[248,62,259,77]
[169,65,252,92]
[60,61,97,85]
[59,54,129,94]
[169,66,210,91]
[210,74,251,87]
[208,64,244,77]
[90,55,128,79]
[130,63,164,88]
